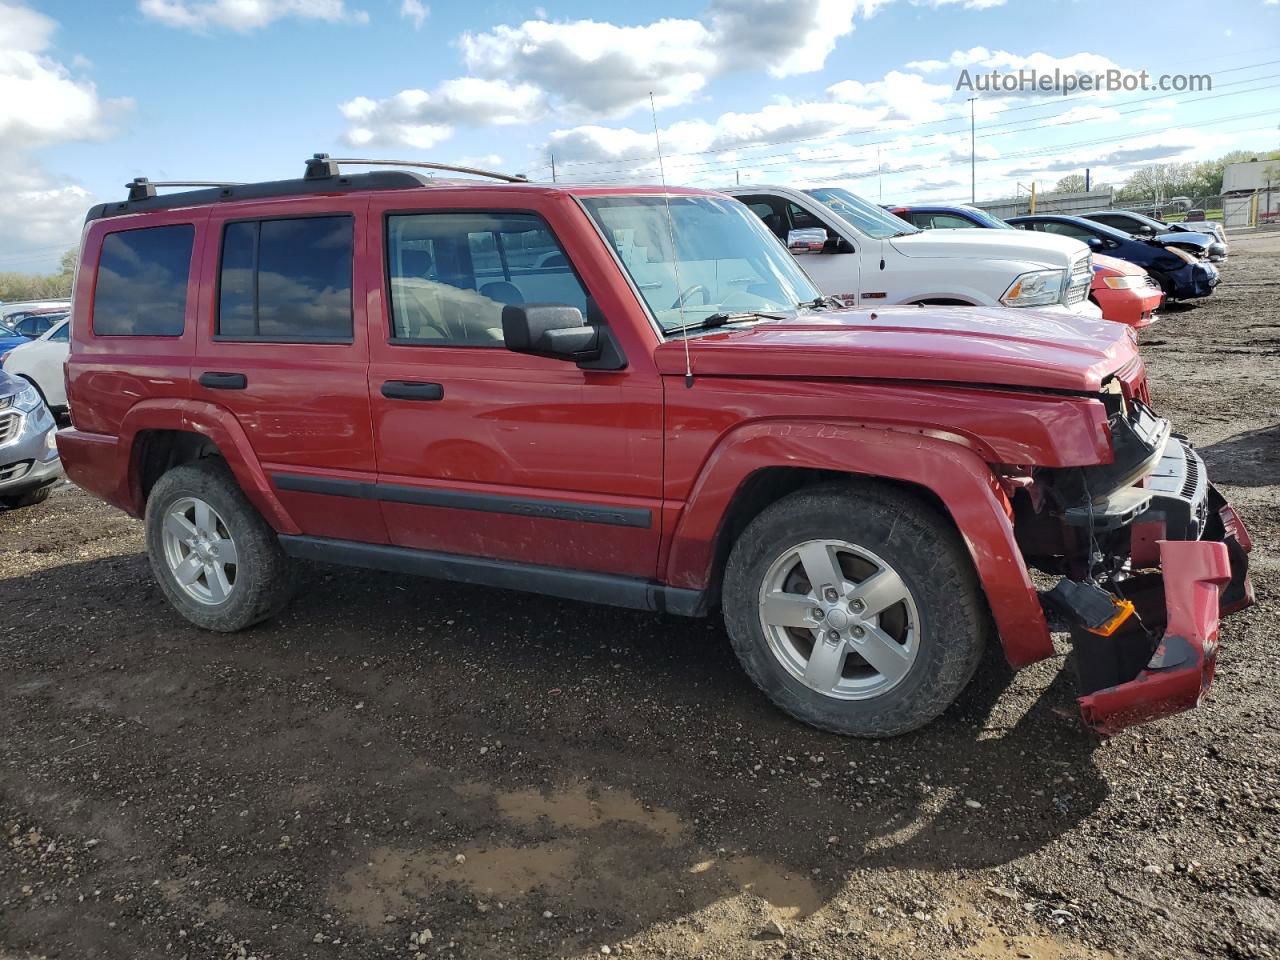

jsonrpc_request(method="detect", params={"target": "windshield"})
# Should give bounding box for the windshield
[804,187,920,239]
[960,206,1015,230]
[0,321,15,337]
[582,195,821,333]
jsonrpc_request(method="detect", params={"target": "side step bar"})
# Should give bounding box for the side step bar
[278,535,706,617]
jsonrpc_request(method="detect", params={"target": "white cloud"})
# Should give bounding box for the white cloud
[400,0,427,29]
[708,0,859,78]
[0,2,129,270]
[459,17,715,115]
[138,0,368,32]
[340,78,544,148]
[828,70,956,124]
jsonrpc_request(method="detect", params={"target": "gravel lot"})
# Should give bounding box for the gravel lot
[2,237,1277,960]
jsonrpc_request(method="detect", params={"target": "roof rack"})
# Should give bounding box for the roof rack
[304,154,528,184]
[127,177,244,201]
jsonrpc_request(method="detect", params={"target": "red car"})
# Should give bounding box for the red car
[58,158,1252,738]
[1090,253,1163,328]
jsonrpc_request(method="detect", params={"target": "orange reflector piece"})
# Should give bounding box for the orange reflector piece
[1085,598,1137,637]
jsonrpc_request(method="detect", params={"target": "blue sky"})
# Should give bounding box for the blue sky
[3,0,1278,271]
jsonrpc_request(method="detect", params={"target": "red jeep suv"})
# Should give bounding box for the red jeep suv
[59,155,1253,738]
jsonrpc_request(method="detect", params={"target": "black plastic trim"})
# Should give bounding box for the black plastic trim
[278,535,703,616]
[272,473,652,529]
[85,171,433,222]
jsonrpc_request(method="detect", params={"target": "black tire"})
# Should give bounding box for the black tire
[722,481,989,737]
[144,458,293,632]
[0,483,53,509]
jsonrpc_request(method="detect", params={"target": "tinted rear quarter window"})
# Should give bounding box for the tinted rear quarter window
[218,216,353,341]
[93,225,195,336]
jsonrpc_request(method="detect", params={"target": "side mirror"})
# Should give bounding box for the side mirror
[787,228,828,254]
[502,304,625,370]
[1085,236,1105,251]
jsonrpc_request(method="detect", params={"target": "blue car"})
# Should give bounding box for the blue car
[890,204,1015,231]
[0,311,68,355]
[1004,214,1217,301]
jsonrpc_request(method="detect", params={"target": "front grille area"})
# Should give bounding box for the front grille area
[0,411,20,445]
[1064,255,1091,305]
[0,460,31,483]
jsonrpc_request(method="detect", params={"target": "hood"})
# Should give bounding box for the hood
[888,227,1087,264]
[1092,253,1146,277]
[654,305,1137,394]
[1154,231,1212,249]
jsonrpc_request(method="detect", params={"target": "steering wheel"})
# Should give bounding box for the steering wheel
[670,284,709,310]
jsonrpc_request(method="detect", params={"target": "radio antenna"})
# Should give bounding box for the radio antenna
[650,92,693,388]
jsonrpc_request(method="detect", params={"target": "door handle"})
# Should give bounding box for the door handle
[199,372,247,390]
[381,380,444,401]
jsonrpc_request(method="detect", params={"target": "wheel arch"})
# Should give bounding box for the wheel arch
[664,421,1052,668]
[114,399,300,534]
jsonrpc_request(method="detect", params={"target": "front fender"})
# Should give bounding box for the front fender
[664,420,1053,668]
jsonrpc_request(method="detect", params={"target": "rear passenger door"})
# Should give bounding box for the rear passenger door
[363,199,663,579]
[194,201,388,544]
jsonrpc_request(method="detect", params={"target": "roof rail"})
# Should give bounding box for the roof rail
[304,154,528,184]
[127,177,244,201]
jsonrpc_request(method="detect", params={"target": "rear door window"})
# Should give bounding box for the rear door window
[92,224,195,336]
[217,216,354,342]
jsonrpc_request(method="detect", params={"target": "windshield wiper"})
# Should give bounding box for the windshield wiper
[671,311,787,334]
[799,296,843,311]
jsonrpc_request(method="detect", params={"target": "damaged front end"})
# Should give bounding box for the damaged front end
[1014,377,1254,735]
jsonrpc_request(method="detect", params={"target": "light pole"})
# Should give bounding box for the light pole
[968,96,977,204]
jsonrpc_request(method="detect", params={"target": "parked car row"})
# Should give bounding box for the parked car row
[40,156,1251,745]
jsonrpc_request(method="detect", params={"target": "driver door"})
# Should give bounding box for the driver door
[363,199,664,578]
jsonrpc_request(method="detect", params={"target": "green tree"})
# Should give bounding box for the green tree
[1055,174,1087,193]
[59,247,78,276]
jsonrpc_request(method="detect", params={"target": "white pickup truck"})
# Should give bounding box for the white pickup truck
[723,185,1100,320]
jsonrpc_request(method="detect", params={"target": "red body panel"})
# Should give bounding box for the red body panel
[1090,254,1163,329]
[1079,539,1232,735]
[653,304,1139,394]
[660,414,1053,666]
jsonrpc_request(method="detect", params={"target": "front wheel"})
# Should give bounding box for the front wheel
[722,482,989,737]
[144,459,293,632]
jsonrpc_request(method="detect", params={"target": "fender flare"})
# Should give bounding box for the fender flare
[664,419,1052,668]
[117,399,300,534]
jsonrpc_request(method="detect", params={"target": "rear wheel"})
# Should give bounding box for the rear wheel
[144,459,293,631]
[722,482,989,737]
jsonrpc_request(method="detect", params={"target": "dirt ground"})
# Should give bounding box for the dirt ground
[1,237,1277,960]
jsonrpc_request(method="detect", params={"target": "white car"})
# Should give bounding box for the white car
[1,317,69,415]
[723,185,1101,320]
[0,298,70,322]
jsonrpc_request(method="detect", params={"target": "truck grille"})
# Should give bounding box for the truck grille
[0,412,20,445]
[1064,255,1091,305]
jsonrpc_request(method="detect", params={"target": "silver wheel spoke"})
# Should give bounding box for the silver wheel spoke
[205,564,230,603]
[761,591,818,628]
[796,541,845,595]
[853,625,913,685]
[165,512,198,542]
[851,567,910,616]
[209,538,238,566]
[804,636,848,691]
[173,554,204,586]
[193,500,215,538]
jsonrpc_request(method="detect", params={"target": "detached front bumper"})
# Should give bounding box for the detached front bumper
[1064,484,1253,736]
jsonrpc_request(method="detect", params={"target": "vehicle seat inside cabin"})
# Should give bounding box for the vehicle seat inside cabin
[390,248,507,344]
